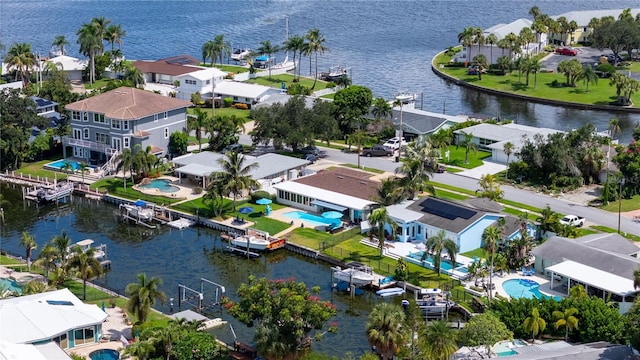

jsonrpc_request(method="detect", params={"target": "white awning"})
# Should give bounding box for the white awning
[546,260,637,296]
[360,220,372,233]
[310,199,347,212]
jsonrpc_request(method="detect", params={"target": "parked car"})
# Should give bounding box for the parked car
[361,145,393,157]
[424,161,446,173]
[221,143,243,154]
[600,54,623,63]
[304,153,317,163]
[559,214,585,227]
[555,47,577,56]
[382,137,408,150]
[299,145,327,158]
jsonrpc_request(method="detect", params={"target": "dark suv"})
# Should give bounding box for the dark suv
[221,143,243,153]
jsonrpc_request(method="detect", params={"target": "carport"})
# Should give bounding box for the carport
[174,163,216,187]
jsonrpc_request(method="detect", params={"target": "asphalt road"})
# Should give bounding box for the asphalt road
[238,134,640,236]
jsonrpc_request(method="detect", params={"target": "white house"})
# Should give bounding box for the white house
[175,67,226,101]
[46,55,87,81]
[214,80,275,108]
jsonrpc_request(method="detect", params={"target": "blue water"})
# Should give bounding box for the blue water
[408,251,468,273]
[283,211,340,227]
[89,349,119,360]
[502,279,562,301]
[46,160,94,171]
[0,278,23,294]
[138,179,179,193]
[1,0,639,142]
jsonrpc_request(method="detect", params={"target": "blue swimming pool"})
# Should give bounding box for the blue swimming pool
[138,179,180,193]
[407,251,468,273]
[0,278,22,294]
[89,349,120,360]
[45,160,96,171]
[502,279,562,301]
[283,211,341,227]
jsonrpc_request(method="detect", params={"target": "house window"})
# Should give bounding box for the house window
[164,127,169,139]
[53,333,68,349]
[245,98,250,102]
[111,119,121,129]
[82,112,88,122]
[93,113,105,123]
[72,111,80,121]
[154,114,159,122]
[123,137,130,148]
[185,79,196,85]
[164,111,168,119]
[83,128,89,139]
[233,96,238,101]
[95,132,108,144]
[123,121,129,130]
[73,129,81,139]
[73,327,94,346]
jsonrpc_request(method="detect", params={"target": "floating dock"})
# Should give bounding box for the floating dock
[167,218,196,229]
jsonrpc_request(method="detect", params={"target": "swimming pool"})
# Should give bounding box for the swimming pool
[89,349,120,360]
[502,279,562,301]
[407,251,468,273]
[493,339,528,357]
[138,179,180,193]
[0,278,23,294]
[45,160,96,172]
[283,211,341,227]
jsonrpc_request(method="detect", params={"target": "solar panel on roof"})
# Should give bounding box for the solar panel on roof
[419,198,477,220]
[164,56,193,65]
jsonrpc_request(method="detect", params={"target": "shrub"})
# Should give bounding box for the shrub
[325,81,336,89]
[223,97,233,108]
[251,190,272,203]
[287,83,311,96]
[193,186,203,195]
[231,103,249,110]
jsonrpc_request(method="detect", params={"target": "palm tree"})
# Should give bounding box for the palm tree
[116,147,134,189]
[423,230,459,277]
[366,303,406,360]
[123,64,144,87]
[52,35,70,55]
[368,207,398,255]
[188,107,210,152]
[485,33,498,64]
[213,34,230,65]
[66,246,103,300]
[371,97,392,120]
[5,42,35,84]
[77,162,89,185]
[126,273,167,324]
[346,129,375,168]
[482,225,502,303]
[257,40,279,79]
[472,54,488,80]
[553,308,578,341]
[578,64,598,92]
[283,34,305,81]
[396,157,435,200]
[503,141,515,179]
[77,22,102,85]
[208,152,259,211]
[53,230,71,269]
[19,231,37,272]
[497,55,511,75]
[608,118,621,140]
[35,243,57,278]
[472,27,485,58]
[306,28,328,89]
[105,24,126,51]
[523,308,547,341]
[375,177,403,206]
[536,206,560,239]
[456,131,477,164]
[457,27,475,61]
[201,40,216,66]
[421,320,458,360]
[569,284,588,298]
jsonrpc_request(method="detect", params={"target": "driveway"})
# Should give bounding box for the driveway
[458,161,507,179]
[542,46,616,71]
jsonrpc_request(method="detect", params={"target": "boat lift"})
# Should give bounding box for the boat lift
[177,277,226,314]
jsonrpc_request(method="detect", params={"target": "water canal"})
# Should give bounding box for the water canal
[0,183,398,356]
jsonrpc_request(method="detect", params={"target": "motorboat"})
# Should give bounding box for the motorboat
[332,266,375,286]
[415,287,455,311]
[35,182,74,203]
[231,48,251,61]
[68,239,107,261]
[229,230,286,251]
[320,66,349,81]
[121,203,154,221]
[376,287,406,298]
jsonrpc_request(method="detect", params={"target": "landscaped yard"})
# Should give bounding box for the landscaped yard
[440,145,491,169]
[12,159,68,181]
[245,74,329,91]
[89,177,183,205]
[186,107,252,123]
[601,195,640,212]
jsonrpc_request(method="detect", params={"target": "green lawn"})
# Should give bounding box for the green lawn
[251,216,291,236]
[434,189,470,201]
[186,107,252,123]
[245,74,329,91]
[461,248,487,260]
[601,195,640,212]
[13,159,68,181]
[590,225,640,242]
[83,78,111,90]
[430,182,477,197]
[434,51,640,108]
[441,145,491,169]
[89,178,183,205]
[338,163,385,174]
[502,207,539,221]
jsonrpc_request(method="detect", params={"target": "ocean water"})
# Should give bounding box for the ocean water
[1,0,640,141]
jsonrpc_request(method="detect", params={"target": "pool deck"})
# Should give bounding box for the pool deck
[484,272,566,300]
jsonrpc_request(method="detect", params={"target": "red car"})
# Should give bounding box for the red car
[555,47,577,56]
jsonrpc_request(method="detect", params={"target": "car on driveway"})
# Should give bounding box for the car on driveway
[382,137,408,150]
[555,47,577,56]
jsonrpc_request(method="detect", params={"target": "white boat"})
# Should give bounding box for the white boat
[332,266,375,286]
[228,230,286,252]
[415,288,455,311]
[69,239,107,261]
[36,182,74,202]
[376,287,406,298]
[231,48,251,61]
[121,204,154,221]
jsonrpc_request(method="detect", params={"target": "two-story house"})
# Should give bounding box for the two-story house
[64,87,191,168]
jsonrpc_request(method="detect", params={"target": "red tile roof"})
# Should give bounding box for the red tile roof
[66,87,191,120]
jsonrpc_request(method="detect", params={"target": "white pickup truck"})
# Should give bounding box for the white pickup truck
[559,215,585,227]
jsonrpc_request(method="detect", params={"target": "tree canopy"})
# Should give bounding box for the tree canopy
[458,312,513,347]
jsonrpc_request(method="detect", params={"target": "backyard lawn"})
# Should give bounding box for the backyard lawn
[186,107,252,123]
[245,74,329,91]
[89,178,183,205]
[12,159,68,181]
[440,145,491,169]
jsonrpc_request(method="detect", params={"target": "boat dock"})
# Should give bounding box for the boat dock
[167,218,196,229]
[223,244,261,258]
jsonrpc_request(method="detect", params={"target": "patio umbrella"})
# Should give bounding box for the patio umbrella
[256,198,272,205]
[134,200,146,207]
[322,211,343,219]
[238,206,254,214]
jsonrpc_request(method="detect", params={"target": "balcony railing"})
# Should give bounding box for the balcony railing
[62,137,113,153]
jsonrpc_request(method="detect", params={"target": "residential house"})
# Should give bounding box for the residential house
[0,288,108,357]
[389,107,467,140]
[64,87,191,167]
[273,167,379,223]
[28,96,64,141]
[532,233,640,313]
[213,80,275,108]
[172,151,310,190]
[454,123,563,164]
[46,55,87,81]
[551,9,640,45]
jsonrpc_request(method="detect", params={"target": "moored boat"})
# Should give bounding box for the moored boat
[228,229,286,251]
[332,266,375,286]
[231,48,251,61]
[35,182,74,203]
[376,287,406,297]
[121,203,154,221]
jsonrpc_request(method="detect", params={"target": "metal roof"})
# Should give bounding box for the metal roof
[484,18,532,41]
[547,260,635,296]
[214,80,272,99]
[274,181,376,211]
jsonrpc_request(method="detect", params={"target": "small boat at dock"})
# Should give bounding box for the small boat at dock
[120,202,154,221]
[376,287,406,298]
[25,182,75,203]
[231,48,251,61]
[332,265,375,286]
[226,229,286,252]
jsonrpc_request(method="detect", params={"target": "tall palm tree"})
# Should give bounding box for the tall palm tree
[457,27,475,61]
[523,308,547,341]
[257,40,279,79]
[608,118,621,140]
[366,303,406,360]
[396,157,436,200]
[421,320,458,360]
[208,152,259,211]
[485,33,498,64]
[126,273,167,324]
[371,97,392,120]
[77,162,90,185]
[283,34,305,81]
[375,177,403,206]
[423,230,459,277]
[77,22,102,85]
[201,40,216,66]
[306,28,328,89]
[5,42,35,84]
[116,147,135,189]
[105,24,126,51]
[35,243,57,278]
[66,246,103,300]
[472,27,485,57]
[552,308,579,341]
[456,131,477,165]
[19,231,37,272]
[213,34,230,65]
[188,107,210,151]
[503,141,515,179]
[482,225,502,303]
[53,230,71,269]
[578,64,598,92]
[368,207,398,255]
[52,35,70,55]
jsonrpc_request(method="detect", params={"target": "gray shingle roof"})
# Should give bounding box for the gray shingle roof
[575,233,640,255]
[532,236,640,280]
